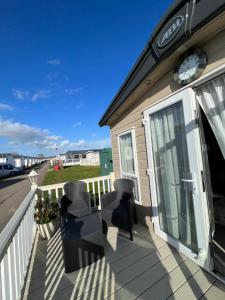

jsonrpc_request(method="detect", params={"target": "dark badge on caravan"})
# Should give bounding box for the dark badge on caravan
[157,15,184,48]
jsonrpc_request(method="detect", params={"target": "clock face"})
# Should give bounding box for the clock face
[174,50,207,85]
[177,54,200,81]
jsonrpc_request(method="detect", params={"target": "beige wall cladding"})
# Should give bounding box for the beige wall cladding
[110,22,225,226]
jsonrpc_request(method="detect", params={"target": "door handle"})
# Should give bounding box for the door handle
[181,177,196,194]
[181,179,194,182]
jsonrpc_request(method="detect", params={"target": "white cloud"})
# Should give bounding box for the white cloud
[13,89,30,100]
[31,90,49,102]
[9,140,18,145]
[0,117,110,153]
[67,138,111,150]
[46,72,58,81]
[0,117,61,150]
[75,102,83,110]
[65,87,83,95]
[72,121,82,128]
[13,89,49,102]
[0,103,14,111]
[47,59,61,65]
[58,139,70,148]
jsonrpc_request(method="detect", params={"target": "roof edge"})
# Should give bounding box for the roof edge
[99,0,225,126]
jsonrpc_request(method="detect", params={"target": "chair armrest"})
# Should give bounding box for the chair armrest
[101,191,117,208]
[82,191,92,213]
[60,195,71,214]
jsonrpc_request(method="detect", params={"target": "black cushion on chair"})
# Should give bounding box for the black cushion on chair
[101,178,137,240]
[60,180,91,223]
[61,214,104,273]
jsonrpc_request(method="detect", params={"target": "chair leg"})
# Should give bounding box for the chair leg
[134,208,138,224]
[102,221,108,235]
[129,229,133,241]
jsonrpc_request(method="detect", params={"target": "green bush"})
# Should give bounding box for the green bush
[34,190,59,224]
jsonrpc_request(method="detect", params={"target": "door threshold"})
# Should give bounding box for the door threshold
[210,271,225,286]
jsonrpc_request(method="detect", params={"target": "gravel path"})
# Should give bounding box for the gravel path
[0,162,49,233]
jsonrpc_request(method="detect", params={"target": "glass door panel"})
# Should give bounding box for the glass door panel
[150,101,197,251]
[143,88,212,270]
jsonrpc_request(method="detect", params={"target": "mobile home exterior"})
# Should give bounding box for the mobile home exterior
[80,151,100,166]
[65,150,100,166]
[0,153,15,166]
[14,156,25,169]
[99,0,225,279]
[24,157,30,168]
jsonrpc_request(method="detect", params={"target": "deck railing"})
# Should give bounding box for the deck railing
[38,173,115,210]
[0,173,114,299]
[0,187,37,300]
[63,159,80,167]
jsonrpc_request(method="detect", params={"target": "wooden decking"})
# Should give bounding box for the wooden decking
[22,223,225,300]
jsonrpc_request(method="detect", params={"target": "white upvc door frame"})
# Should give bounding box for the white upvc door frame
[117,128,142,204]
[143,88,213,271]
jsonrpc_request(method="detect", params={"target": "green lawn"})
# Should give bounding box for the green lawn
[42,165,101,186]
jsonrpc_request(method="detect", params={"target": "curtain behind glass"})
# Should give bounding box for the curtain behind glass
[150,101,197,251]
[196,75,225,158]
[119,133,135,174]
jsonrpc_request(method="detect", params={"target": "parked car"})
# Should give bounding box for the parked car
[0,164,21,178]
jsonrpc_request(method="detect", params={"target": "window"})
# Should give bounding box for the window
[4,164,13,170]
[119,132,135,174]
[118,129,140,203]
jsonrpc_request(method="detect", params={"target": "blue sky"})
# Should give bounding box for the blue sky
[0,0,172,156]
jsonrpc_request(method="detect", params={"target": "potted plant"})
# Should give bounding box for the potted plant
[34,191,59,240]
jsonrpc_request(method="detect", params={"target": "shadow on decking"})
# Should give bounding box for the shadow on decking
[22,220,222,300]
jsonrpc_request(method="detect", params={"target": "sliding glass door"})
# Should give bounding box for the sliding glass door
[144,89,211,269]
[118,129,140,203]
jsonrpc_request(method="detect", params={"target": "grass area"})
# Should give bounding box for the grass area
[42,165,101,186]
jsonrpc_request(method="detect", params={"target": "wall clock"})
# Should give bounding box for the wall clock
[173,49,207,85]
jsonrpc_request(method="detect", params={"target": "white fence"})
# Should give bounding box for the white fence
[0,188,37,300]
[63,159,100,167]
[38,173,115,210]
[63,159,80,167]
[80,158,100,166]
[0,173,114,299]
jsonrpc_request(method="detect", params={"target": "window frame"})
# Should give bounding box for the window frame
[117,128,141,204]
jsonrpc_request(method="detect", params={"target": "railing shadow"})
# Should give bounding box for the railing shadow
[22,209,217,300]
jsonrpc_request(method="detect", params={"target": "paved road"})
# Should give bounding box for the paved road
[0,162,49,233]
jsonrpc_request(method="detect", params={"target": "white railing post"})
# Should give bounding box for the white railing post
[0,188,37,300]
[38,173,116,212]
[109,172,115,191]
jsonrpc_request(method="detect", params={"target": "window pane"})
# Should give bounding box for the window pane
[123,175,139,202]
[119,132,135,174]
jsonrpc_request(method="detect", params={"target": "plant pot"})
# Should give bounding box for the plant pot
[37,220,57,240]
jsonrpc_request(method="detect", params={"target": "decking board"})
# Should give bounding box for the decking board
[168,268,216,300]
[109,252,186,300]
[138,259,200,299]
[22,224,225,300]
[201,281,225,299]
[77,244,175,300]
